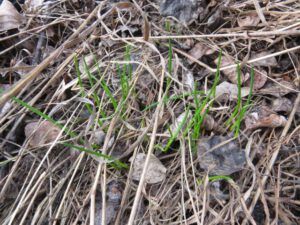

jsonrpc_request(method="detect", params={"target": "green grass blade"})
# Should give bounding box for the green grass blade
[197,175,233,185]
[192,51,222,142]
[100,79,118,111]
[163,107,190,152]
[74,56,93,114]
[13,97,76,138]
[226,63,242,127]
[62,142,128,169]
[13,97,127,170]
[231,66,255,136]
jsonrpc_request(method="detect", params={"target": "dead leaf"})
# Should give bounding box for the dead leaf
[79,54,96,74]
[95,181,122,225]
[214,56,246,84]
[237,13,260,27]
[129,153,167,184]
[251,51,277,67]
[180,38,194,50]
[258,80,296,97]
[245,69,267,90]
[182,71,195,91]
[169,110,192,135]
[160,0,203,24]
[25,0,44,11]
[188,42,215,64]
[90,135,115,163]
[201,114,215,131]
[0,0,23,32]
[207,7,222,27]
[215,81,250,102]
[92,130,106,145]
[0,101,11,118]
[0,84,12,118]
[25,121,61,147]
[197,135,246,175]
[209,181,229,201]
[271,97,293,114]
[245,106,287,130]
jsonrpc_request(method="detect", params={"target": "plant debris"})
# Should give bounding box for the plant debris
[245,106,287,130]
[160,0,204,24]
[197,135,246,175]
[95,181,123,225]
[129,153,167,184]
[24,121,61,147]
[188,42,214,64]
[251,51,277,67]
[271,97,294,114]
[215,81,250,101]
[258,80,297,97]
[0,0,23,32]
[1,0,300,224]
[214,56,246,84]
[246,69,268,90]
[237,13,260,27]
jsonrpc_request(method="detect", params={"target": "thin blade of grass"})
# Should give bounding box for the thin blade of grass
[163,106,190,152]
[13,97,127,169]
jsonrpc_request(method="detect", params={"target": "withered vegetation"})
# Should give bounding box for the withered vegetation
[0,0,300,224]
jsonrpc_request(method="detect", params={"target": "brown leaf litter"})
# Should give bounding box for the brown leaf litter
[129,153,167,184]
[245,105,287,130]
[0,0,23,32]
[1,0,300,224]
[24,121,61,147]
[197,135,246,175]
[215,81,250,101]
[214,56,247,84]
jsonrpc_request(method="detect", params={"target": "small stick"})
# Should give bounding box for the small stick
[252,0,268,26]
[95,29,300,41]
[32,31,46,65]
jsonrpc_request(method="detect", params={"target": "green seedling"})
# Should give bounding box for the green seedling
[165,20,172,77]
[74,56,93,115]
[63,142,128,169]
[143,90,205,112]
[100,79,118,112]
[225,65,254,137]
[82,57,101,109]
[225,63,243,127]
[190,51,222,149]
[163,106,190,152]
[159,52,222,153]
[231,67,255,136]
[197,175,233,185]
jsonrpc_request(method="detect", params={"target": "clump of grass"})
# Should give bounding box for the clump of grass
[160,52,255,153]
[162,51,222,152]
[226,65,255,137]
[190,51,222,147]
